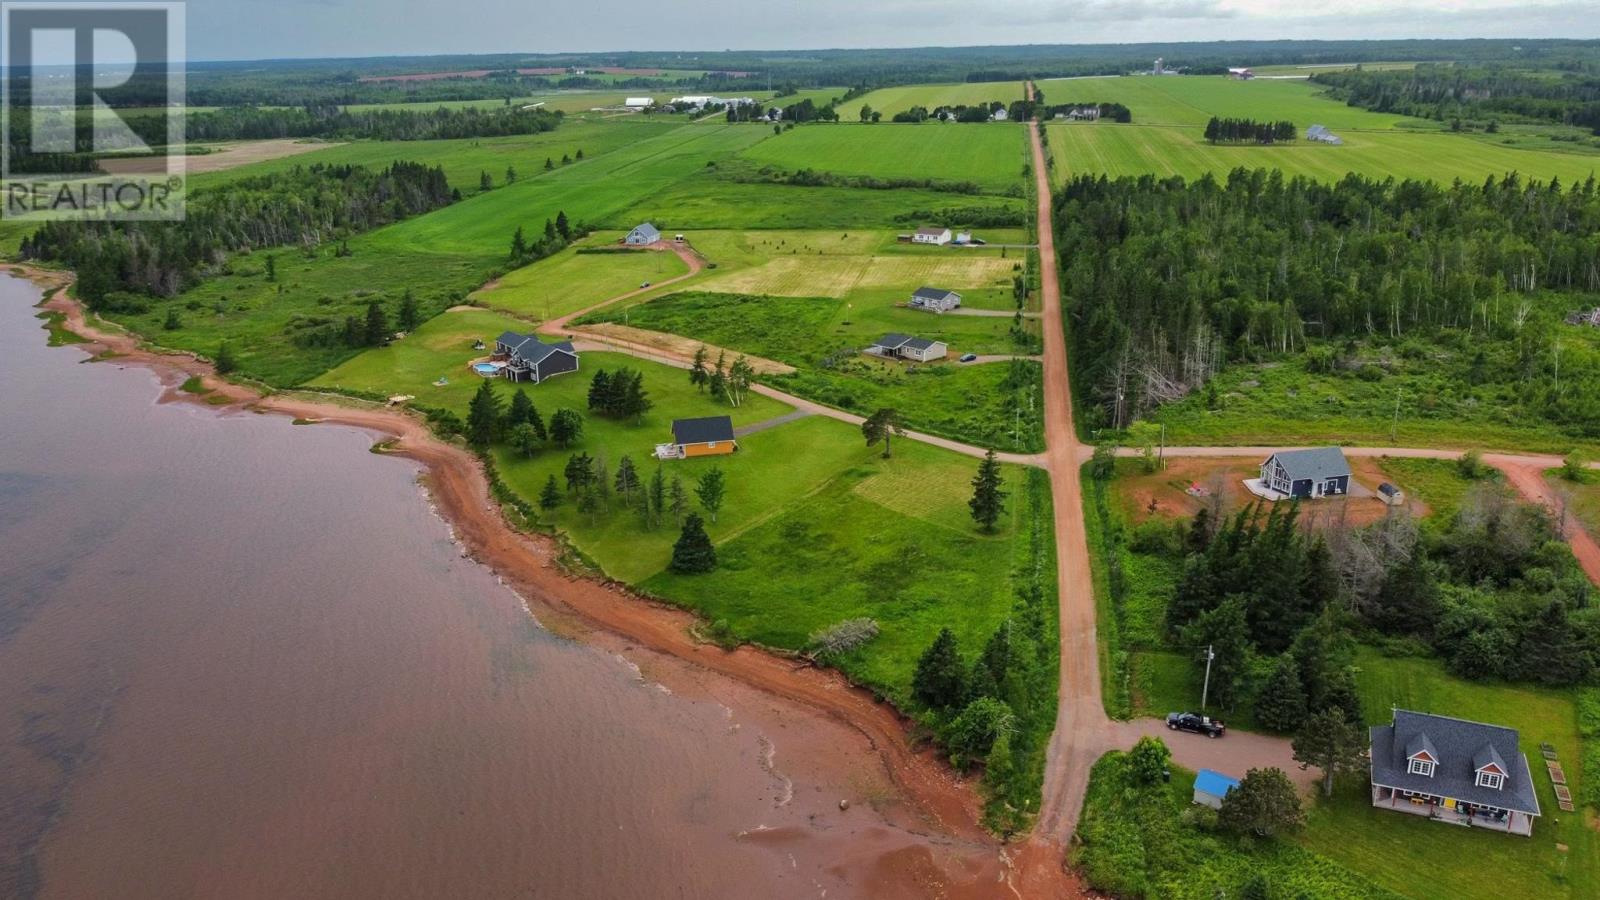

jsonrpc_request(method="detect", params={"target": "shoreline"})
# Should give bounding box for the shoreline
[5,264,1084,896]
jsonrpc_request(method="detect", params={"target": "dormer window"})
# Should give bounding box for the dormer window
[1409,758,1435,777]
[1477,771,1504,790]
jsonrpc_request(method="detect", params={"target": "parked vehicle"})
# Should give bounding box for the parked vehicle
[1167,712,1226,738]
[959,353,978,363]
[640,281,651,289]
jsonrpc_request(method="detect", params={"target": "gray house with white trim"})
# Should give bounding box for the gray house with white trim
[868,332,948,363]
[909,286,962,313]
[495,331,580,383]
[1259,448,1351,499]
[1370,710,1540,836]
[624,222,661,245]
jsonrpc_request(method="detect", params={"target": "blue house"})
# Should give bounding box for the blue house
[1193,769,1239,809]
[1259,448,1352,500]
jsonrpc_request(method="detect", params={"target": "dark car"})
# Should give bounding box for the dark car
[959,353,978,363]
[1166,712,1225,738]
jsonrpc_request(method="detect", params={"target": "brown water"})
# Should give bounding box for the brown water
[0,275,995,899]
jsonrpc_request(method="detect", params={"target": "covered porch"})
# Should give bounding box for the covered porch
[1371,785,1533,836]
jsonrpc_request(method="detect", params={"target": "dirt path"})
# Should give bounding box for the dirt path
[733,408,813,438]
[538,240,704,333]
[13,265,1095,896]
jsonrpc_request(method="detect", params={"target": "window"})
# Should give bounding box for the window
[1477,771,1504,790]
[1409,758,1435,777]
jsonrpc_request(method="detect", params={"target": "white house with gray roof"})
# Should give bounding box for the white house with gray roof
[1370,710,1541,836]
[909,286,962,313]
[868,332,948,363]
[624,222,661,245]
[1258,447,1351,500]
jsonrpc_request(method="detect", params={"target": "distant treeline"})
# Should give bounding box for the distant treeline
[21,161,454,304]
[178,104,563,142]
[1314,63,1600,134]
[1203,117,1296,144]
[1043,102,1133,123]
[1056,168,1600,432]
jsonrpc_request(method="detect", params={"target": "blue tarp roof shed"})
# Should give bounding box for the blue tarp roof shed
[1194,769,1239,798]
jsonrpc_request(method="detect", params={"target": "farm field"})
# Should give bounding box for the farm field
[1036,74,1411,130]
[737,123,1029,191]
[643,435,1042,699]
[472,244,690,322]
[844,81,1025,121]
[689,239,1020,299]
[1047,122,1600,187]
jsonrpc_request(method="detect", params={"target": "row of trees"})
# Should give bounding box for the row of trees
[688,347,756,407]
[1056,168,1600,431]
[586,368,653,422]
[508,210,578,264]
[1315,63,1600,134]
[23,161,454,304]
[1202,117,1297,144]
[175,104,563,142]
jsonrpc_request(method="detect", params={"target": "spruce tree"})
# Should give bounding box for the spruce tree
[614,455,640,500]
[668,476,688,525]
[398,289,419,331]
[587,369,612,412]
[506,388,535,431]
[647,466,667,529]
[912,628,966,710]
[555,210,571,240]
[669,513,717,573]
[466,379,501,449]
[215,341,237,374]
[539,474,562,511]
[564,452,593,495]
[363,299,389,346]
[549,409,582,448]
[969,449,1007,532]
[1292,707,1368,797]
[1255,655,1309,733]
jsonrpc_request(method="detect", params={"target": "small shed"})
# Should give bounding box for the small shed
[1193,769,1240,810]
[1379,482,1405,506]
[659,415,738,459]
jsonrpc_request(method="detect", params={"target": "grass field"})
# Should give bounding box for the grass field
[690,241,1020,299]
[471,244,689,322]
[1048,122,1600,188]
[737,124,1028,192]
[844,82,1026,121]
[1553,470,1600,538]
[1375,457,1495,523]
[643,434,1040,700]
[1036,75,1412,130]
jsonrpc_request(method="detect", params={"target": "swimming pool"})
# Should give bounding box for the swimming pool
[473,362,501,376]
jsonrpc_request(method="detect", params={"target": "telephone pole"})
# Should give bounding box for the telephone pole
[1199,644,1216,710]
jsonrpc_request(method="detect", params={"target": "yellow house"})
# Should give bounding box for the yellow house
[657,415,738,459]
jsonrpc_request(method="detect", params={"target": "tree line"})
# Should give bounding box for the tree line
[21,160,454,306]
[1314,63,1600,134]
[168,104,562,143]
[1055,168,1600,432]
[1203,117,1297,144]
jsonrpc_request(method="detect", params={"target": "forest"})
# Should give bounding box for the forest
[21,161,454,304]
[1314,63,1600,133]
[1055,168,1600,434]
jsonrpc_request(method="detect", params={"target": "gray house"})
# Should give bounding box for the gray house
[1259,448,1351,499]
[909,286,963,312]
[495,332,580,383]
[624,222,661,245]
[868,332,948,363]
[1370,710,1541,836]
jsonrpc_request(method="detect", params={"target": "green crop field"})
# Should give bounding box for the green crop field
[737,123,1029,191]
[692,244,1019,299]
[1048,122,1600,188]
[472,244,689,322]
[844,81,1026,121]
[1036,74,1411,130]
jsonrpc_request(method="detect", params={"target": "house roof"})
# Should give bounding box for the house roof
[1474,743,1507,774]
[672,415,735,446]
[903,337,943,352]
[1405,731,1438,762]
[630,222,661,240]
[874,333,914,350]
[1193,769,1239,798]
[913,286,959,301]
[1370,710,1540,815]
[915,226,949,236]
[496,331,574,366]
[1265,447,1351,483]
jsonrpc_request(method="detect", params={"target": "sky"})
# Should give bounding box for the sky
[181,0,1600,61]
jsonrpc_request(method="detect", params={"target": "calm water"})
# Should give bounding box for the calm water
[0,276,948,899]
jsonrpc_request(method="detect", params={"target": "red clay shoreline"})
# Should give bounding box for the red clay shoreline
[6,264,1085,897]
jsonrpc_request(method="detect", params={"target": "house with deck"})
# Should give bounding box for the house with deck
[868,333,948,363]
[912,226,952,246]
[494,332,580,383]
[657,415,738,459]
[624,222,661,245]
[1257,447,1351,499]
[909,286,962,313]
[1370,710,1541,836]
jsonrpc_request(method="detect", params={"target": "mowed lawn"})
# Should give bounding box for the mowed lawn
[844,81,1025,121]
[644,435,1042,700]
[1034,75,1411,130]
[737,123,1028,191]
[1049,122,1600,188]
[692,242,1020,299]
[472,243,689,322]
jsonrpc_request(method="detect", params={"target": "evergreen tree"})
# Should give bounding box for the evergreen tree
[466,378,502,449]
[969,449,1007,532]
[480,171,493,191]
[614,455,641,500]
[505,165,517,184]
[861,407,904,458]
[164,308,183,330]
[549,408,583,448]
[668,476,688,525]
[539,474,562,511]
[696,467,726,523]
[620,370,652,423]
[587,369,612,412]
[265,254,277,282]
[215,340,237,374]
[505,387,534,431]
[1184,596,1252,710]
[1255,654,1309,733]
[647,466,667,529]
[364,299,389,346]
[555,210,571,240]
[564,452,594,495]
[1519,599,1592,685]
[398,289,420,331]
[508,422,541,457]
[912,627,966,710]
[1218,768,1304,838]
[689,345,709,391]
[511,225,528,258]
[544,219,557,241]
[1293,707,1368,797]
[669,513,718,573]
[544,157,554,170]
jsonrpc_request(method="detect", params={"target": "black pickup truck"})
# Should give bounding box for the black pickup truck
[1166,712,1226,738]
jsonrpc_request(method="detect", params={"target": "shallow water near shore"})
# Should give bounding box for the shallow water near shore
[0,275,1001,899]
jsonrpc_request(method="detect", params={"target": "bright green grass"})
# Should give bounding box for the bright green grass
[1048,123,1600,188]
[1561,473,1600,539]
[690,243,1020,300]
[844,82,1026,121]
[472,243,689,322]
[1073,753,1395,899]
[617,169,1028,230]
[1374,457,1497,522]
[1299,649,1596,900]
[1036,75,1412,130]
[737,124,1028,192]
[189,119,678,194]
[642,434,1039,700]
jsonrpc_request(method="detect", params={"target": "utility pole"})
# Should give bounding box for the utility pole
[1199,644,1216,710]
[1390,389,1402,443]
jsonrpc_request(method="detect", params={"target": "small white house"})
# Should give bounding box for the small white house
[913,226,952,246]
[991,108,1009,121]
[624,222,661,245]
[909,286,962,312]
[624,97,656,109]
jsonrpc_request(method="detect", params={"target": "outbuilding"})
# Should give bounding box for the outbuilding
[625,222,661,245]
[624,97,655,109]
[657,415,738,459]
[1193,769,1239,810]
